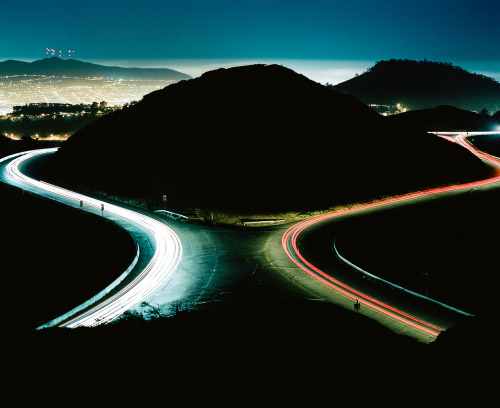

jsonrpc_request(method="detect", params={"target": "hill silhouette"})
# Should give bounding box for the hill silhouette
[0,57,191,81]
[387,105,500,131]
[332,59,500,112]
[40,64,492,214]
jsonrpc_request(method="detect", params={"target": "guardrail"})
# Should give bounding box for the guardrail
[332,238,473,317]
[241,219,284,226]
[37,240,141,329]
[154,209,189,221]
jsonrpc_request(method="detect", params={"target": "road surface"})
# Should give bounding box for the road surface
[0,148,282,328]
[2,132,498,341]
[278,132,500,341]
[0,148,183,328]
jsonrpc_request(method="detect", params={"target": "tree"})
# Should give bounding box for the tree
[90,102,99,117]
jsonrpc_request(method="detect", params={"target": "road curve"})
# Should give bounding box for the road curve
[282,132,500,338]
[0,148,183,328]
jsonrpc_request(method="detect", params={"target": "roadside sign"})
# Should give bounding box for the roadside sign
[163,195,167,202]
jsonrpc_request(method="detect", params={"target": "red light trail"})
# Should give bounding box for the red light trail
[282,132,500,337]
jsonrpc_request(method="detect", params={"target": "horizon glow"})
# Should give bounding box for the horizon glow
[3,57,498,85]
[1,1,498,74]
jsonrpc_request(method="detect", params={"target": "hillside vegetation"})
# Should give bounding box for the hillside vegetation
[40,64,492,214]
[332,59,500,112]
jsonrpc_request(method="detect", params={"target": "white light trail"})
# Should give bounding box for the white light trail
[4,149,183,328]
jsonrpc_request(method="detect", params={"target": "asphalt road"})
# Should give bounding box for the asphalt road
[278,132,500,342]
[0,149,301,327]
[0,149,182,328]
[1,132,497,342]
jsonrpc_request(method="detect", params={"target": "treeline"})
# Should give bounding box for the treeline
[0,133,61,156]
[11,101,112,117]
[0,101,128,138]
[0,114,99,138]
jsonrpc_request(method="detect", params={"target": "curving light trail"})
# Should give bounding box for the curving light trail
[282,133,500,337]
[3,148,183,328]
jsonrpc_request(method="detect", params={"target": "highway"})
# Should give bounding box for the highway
[1,132,498,339]
[0,148,183,328]
[280,132,500,339]
[0,148,282,330]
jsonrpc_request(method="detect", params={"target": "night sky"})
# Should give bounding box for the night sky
[1,0,499,82]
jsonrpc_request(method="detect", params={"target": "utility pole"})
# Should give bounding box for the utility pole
[423,272,429,297]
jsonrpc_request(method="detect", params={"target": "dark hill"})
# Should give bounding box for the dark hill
[41,64,492,213]
[0,57,191,81]
[387,105,500,131]
[332,59,500,112]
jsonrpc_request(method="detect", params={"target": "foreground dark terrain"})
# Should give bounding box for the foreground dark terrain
[2,65,498,404]
[2,302,497,406]
[39,64,491,214]
[5,294,497,406]
[335,188,500,315]
[0,181,136,330]
[2,160,497,406]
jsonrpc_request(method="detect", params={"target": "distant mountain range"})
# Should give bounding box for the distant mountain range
[331,59,500,113]
[0,57,191,81]
[39,64,491,214]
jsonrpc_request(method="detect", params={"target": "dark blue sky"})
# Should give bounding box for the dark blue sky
[2,0,498,62]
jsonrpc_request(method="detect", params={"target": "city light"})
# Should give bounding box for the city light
[0,74,176,115]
